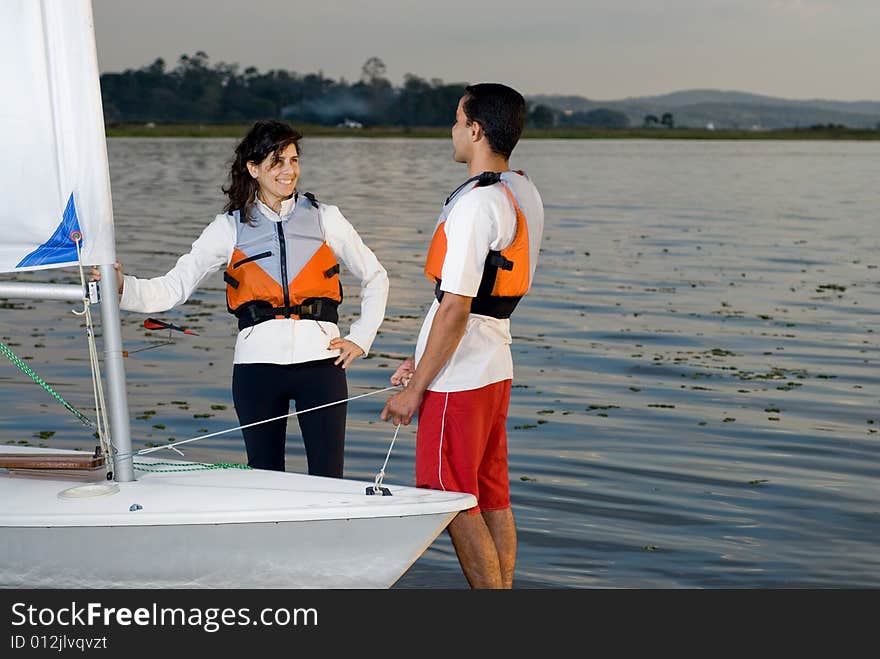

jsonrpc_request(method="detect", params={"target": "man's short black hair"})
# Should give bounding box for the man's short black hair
[462,83,526,159]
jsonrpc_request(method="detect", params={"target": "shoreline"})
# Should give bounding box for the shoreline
[106,124,880,140]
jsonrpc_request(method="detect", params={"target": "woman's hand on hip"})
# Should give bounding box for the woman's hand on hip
[328,338,364,369]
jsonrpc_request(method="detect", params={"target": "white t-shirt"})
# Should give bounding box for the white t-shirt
[120,197,388,365]
[415,176,544,392]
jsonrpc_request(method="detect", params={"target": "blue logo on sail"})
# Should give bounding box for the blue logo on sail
[17,193,82,268]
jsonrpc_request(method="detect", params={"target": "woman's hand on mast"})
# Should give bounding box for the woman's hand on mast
[328,338,364,369]
[89,262,125,295]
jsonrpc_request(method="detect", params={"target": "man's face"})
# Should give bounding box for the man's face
[451,96,472,164]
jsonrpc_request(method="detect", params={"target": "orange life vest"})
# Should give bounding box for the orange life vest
[224,192,342,330]
[424,171,532,319]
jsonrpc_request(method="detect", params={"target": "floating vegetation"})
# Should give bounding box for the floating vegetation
[629,386,641,392]
[764,408,781,413]
[537,419,548,425]
[642,545,658,552]
[816,284,846,292]
[33,430,55,439]
[648,404,676,409]
[748,479,769,485]
[519,476,537,481]
[723,417,736,422]
[537,409,555,414]
[193,413,213,419]
[587,405,620,410]
[776,382,803,391]
[514,423,537,430]
[152,424,166,430]
[210,404,227,410]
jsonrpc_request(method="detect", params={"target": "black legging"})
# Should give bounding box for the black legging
[232,358,348,477]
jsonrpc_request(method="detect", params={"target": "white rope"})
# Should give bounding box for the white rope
[130,384,401,458]
[369,422,401,494]
[73,240,113,467]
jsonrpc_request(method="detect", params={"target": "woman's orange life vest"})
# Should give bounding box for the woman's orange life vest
[224,192,342,330]
[424,171,532,319]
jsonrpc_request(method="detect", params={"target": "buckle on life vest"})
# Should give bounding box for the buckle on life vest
[486,251,514,271]
[235,299,339,330]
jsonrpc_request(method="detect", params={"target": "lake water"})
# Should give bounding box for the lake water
[1,138,878,588]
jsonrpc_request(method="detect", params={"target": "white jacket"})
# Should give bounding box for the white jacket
[120,197,389,365]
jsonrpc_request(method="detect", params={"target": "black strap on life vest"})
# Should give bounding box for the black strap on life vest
[434,279,522,318]
[444,171,502,206]
[234,298,340,330]
[435,172,521,319]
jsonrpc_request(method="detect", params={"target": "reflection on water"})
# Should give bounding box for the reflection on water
[1,138,878,587]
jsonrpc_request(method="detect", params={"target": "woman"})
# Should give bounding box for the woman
[94,120,388,477]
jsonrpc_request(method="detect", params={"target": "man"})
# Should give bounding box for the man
[381,83,544,589]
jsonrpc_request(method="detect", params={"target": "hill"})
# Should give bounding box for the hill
[528,89,880,129]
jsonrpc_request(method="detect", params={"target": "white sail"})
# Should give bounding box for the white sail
[0,0,115,273]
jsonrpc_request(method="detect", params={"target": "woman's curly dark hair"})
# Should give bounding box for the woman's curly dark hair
[222,120,302,215]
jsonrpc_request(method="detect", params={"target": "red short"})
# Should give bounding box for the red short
[416,379,512,514]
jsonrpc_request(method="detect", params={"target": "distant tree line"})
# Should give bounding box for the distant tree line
[101,52,639,129]
[100,54,465,126]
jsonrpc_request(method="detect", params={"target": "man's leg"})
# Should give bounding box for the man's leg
[483,507,516,588]
[416,388,503,588]
[447,512,503,589]
[477,380,516,587]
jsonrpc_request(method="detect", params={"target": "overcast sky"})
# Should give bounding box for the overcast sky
[92,0,880,101]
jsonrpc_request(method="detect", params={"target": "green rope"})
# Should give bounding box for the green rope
[133,461,252,473]
[0,340,94,428]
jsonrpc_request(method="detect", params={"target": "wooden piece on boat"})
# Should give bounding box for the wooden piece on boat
[0,452,104,470]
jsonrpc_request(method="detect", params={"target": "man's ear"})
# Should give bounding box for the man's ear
[470,120,484,143]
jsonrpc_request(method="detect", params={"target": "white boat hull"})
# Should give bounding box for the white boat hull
[0,447,476,588]
[2,515,456,589]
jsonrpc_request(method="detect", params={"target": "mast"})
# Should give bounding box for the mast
[97,267,134,482]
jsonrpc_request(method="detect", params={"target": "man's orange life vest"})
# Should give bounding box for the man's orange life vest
[424,171,532,319]
[224,192,342,330]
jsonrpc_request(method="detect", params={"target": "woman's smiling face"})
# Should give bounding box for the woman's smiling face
[248,142,300,210]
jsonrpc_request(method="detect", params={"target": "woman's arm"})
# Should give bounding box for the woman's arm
[118,215,235,313]
[322,205,389,358]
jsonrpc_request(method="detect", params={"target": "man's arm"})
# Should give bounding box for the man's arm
[381,292,471,425]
